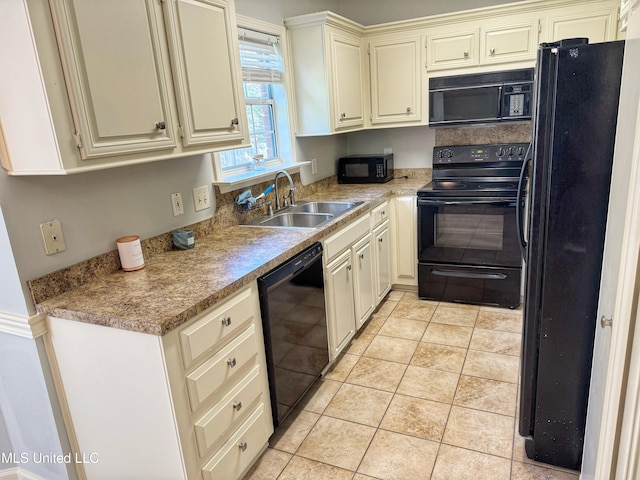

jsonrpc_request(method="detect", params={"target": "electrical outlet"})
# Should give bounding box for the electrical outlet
[192,186,211,212]
[311,158,318,175]
[171,193,184,216]
[40,220,66,255]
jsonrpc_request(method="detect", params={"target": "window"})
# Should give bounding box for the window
[215,21,294,184]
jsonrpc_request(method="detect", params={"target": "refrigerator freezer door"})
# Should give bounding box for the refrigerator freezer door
[519,40,625,471]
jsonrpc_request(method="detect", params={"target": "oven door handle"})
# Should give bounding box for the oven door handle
[431,269,508,280]
[418,198,515,206]
[516,143,532,258]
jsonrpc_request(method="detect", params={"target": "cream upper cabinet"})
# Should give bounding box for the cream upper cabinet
[330,28,366,130]
[427,17,538,72]
[367,32,423,125]
[1,0,247,175]
[426,28,478,71]
[285,12,365,135]
[545,5,620,43]
[49,0,178,159]
[162,0,246,147]
[481,20,539,65]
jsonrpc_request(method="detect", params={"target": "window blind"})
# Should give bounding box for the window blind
[238,28,283,84]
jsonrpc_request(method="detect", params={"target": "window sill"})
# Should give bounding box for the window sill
[213,161,311,194]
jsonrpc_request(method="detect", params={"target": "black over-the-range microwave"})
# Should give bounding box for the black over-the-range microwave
[428,68,534,127]
[338,154,394,184]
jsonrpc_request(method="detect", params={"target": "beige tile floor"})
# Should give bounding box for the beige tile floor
[243,291,580,480]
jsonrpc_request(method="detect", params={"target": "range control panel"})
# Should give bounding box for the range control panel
[433,143,530,165]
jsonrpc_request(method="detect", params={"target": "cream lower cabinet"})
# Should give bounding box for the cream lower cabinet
[1,0,247,175]
[325,249,357,359]
[353,235,375,330]
[391,195,418,287]
[46,282,272,480]
[323,213,372,359]
[373,220,392,302]
[367,32,423,126]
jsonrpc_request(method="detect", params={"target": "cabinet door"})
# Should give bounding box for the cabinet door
[374,222,392,304]
[353,236,375,330]
[392,196,418,286]
[369,34,422,125]
[426,29,478,71]
[548,11,617,43]
[329,29,365,130]
[481,21,538,65]
[50,0,177,158]
[325,251,356,360]
[162,0,247,147]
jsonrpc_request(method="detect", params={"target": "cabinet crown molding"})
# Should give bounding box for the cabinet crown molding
[284,10,364,35]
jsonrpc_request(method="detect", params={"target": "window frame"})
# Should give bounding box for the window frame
[212,16,298,192]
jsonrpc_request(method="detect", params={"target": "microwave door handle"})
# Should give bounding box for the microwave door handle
[497,85,503,117]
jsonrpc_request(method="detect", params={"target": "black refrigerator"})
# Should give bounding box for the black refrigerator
[517,39,625,471]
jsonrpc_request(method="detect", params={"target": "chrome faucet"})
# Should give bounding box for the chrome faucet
[274,170,295,209]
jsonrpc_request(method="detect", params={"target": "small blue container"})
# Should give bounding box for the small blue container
[172,229,195,250]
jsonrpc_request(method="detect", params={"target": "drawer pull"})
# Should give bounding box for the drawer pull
[227,357,237,368]
[238,441,248,452]
[221,316,232,327]
[233,401,242,411]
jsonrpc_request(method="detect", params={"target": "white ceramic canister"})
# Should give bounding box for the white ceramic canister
[116,235,145,271]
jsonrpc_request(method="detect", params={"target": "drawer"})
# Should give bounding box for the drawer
[186,325,258,412]
[324,213,370,261]
[201,404,269,480]
[179,284,257,370]
[194,365,263,457]
[371,201,389,228]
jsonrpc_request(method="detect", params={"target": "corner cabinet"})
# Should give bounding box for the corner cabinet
[1,0,248,175]
[367,32,424,126]
[46,282,272,480]
[285,12,365,135]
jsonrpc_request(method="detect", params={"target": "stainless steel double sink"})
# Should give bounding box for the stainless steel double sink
[240,200,364,229]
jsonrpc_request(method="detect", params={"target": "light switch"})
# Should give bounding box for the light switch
[40,220,66,255]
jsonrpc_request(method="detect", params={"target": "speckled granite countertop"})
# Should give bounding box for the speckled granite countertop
[34,179,425,336]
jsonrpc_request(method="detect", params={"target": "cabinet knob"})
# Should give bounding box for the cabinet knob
[406,107,411,114]
[340,112,346,120]
[227,357,237,368]
[601,315,613,328]
[155,121,166,130]
[238,442,248,452]
[359,253,365,260]
[221,316,232,327]
[231,118,239,126]
[463,51,469,58]
[490,48,496,56]
[379,237,384,243]
[347,264,352,271]
[233,401,242,411]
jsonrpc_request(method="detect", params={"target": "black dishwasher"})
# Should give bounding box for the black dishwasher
[257,242,329,429]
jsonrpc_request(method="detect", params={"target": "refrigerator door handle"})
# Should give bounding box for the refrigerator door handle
[516,143,532,258]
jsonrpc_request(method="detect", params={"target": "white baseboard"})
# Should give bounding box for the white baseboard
[0,467,46,480]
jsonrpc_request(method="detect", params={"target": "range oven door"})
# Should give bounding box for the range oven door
[417,197,521,267]
[417,197,521,308]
